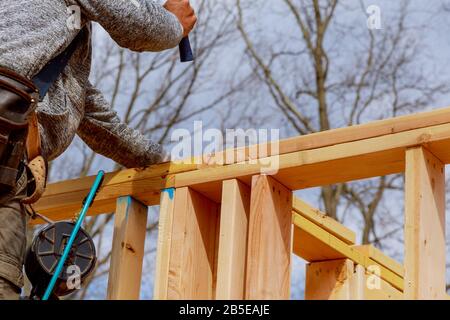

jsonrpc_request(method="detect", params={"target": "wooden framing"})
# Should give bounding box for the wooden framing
[166,187,220,299]
[292,212,404,291]
[216,179,251,299]
[34,107,450,221]
[30,106,450,300]
[153,188,176,300]
[107,196,148,300]
[305,259,356,300]
[404,146,446,299]
[245,175,293,300]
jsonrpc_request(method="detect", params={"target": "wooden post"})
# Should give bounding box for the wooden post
[107,196,148,300]
[216,179,251,299]
[305,259,355,300]
[154,188,176,300]
[167,187,220,299]
[245,175,293,299]
[404,146,446,299]
[350,264,365,300]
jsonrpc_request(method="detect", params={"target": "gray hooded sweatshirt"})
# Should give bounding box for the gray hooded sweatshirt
[0,0,183,168]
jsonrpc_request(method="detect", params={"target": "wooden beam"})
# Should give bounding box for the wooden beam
[217,106,450,165]
[173,122,450,191]
[34,116,450,223]
[305,259,404,300]
[305,259,355,300]
[154,188,176,300]
[245,175,293,300]
[107,196,148,300]
[404,146,446,299]
[363,273,403,300]
[292,197,355,245]
[353,245,403,278]
[292,213,404,291]
[167,187,220,299]
[32,162,196,223]
[216,179,251,300]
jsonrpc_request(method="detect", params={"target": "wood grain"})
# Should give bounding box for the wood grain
[404,146,446,299]
[245,175,293,300]
[216,179,251,299]
[107,196,148,300]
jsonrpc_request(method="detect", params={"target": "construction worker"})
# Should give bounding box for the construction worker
[0,0,196,299]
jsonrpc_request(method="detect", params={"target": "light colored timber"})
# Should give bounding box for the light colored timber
[292,197,355,245]
[404,146,446,299]
[216,179,251,300]
[347,263,403,300]
[34,114,450,223]
[363,273,403,300]
[350,264,365,300]
[305,259,356,300]
[353,245,403,278]
[153,188,176,300]
[292,213,404,291]
[167,187,220,299]
[245,175,293,300]
[213,106,450,165]
[31,162,196,224]
[107,197,148,300]
[305,259,403,300]
[172,122,450,196]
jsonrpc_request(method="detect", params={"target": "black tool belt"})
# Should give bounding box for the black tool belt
[0,67,39,196]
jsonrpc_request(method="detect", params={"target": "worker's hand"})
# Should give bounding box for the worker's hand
[164,0,197,37]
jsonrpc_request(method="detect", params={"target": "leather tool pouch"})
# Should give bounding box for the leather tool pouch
[0,67,39,197]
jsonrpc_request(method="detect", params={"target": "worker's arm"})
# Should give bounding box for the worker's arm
[77,82,163,168]
[74,0,189,52]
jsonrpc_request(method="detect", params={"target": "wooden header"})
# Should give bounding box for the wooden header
[34,106,450,221]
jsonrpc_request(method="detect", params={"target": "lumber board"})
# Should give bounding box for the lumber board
[245,175,293,300]
[154,188,176,300]
[292,197,355,245]
[305,259,403,300]
[33,117,450,223]
[363,273,403,300]
[215,106,450,165]
[167,187,220,299]
[292,213,404,291]
[305,259,352,300]
[404,146,446,299]
[107,197,148,300]
[173,122,450,191]
[353,245,403,278]
[305,259,355,300]
[32,162,195,224]
[216,179,251,299]
[348,263,403,300]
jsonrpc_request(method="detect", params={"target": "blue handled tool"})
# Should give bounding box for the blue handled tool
[179,36,194,62]
[42,170,105,300]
